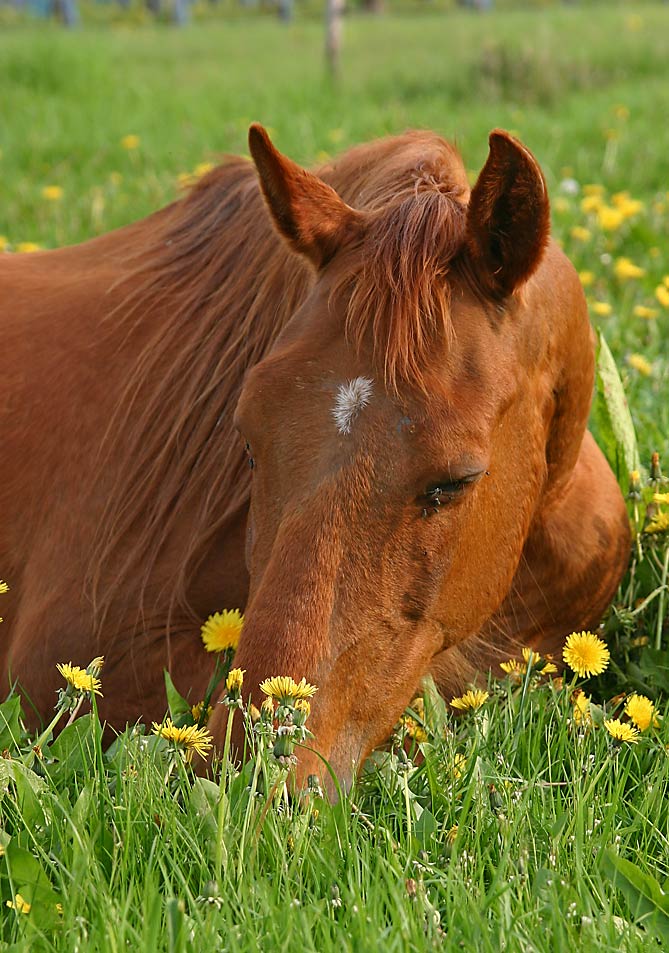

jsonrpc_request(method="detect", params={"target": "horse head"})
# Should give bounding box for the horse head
[211,125,593,788]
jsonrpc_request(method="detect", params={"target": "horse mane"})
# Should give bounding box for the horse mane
[90,132,470,627]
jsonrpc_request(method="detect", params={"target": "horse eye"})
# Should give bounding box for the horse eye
[419,472,484,516]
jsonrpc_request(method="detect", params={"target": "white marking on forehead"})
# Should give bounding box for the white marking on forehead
[332,377,374,435]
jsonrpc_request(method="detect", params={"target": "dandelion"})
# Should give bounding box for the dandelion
[223,667,245,707]
[581,195,604,214]
[611,192,643,217]
[259,675,318,704]
[16,242,41,253]
[0,580,8,594]
[570,226,591,242]
[579,271,594,287]
[6,894,31,914]
[200,609,243,653]
[655,285,669,308]
[597,206,625,230]
[0,235,9,252]
[591,301,612,317]
[191,700,213,723]
[56,662,103,696]
[645,513,669,534]
[562,631,610,678]
[583,184,605,197]
[152,718,213,760]
[41,185,63,201]
[613,104,630,121]
[572,691,592,727]
[614,258,645,280]
[633,305,658,320]
[446,824,458,845]
[400,715,428,743]
[226,667,244,693]
[194,162,214,178]
[626,354,653,377]
[500,658,525,681]
[653,492,669,505]
[604,719,639,744]
[624,694,658,731]
[450,689,489,712]
[120,134,140,150]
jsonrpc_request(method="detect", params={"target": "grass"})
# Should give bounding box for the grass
[1,5,669,950]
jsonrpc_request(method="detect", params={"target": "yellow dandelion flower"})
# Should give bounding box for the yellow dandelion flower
[41,185,63,201]
[604,719,639,744]
[6,894,31,914]
[581,194,604,214]
[0,235,9,252]
[633,305,658,320]
[446,824,458,845]
[120,134,140,150]
[624,694,658,731]
[500,658,526,681]
[570,226,591,242]
[614,257,645,280]
[194,162,214,178]
[597,205,625,230]
[16,242,41,254]
[294,698,311,718]
[177,171,195,188]
[613,104,630,121]
[259,675,318,704]
[653,492,669,505]
[611,192,643,217]
[626,353,653,377]
[591,301,612,317]
[655,285,669,308]
[583,184,605,197]
[56,662,103,696]
[450,689,489,712]
[201,609,243,653]
[152,718,213,760]
[225,667,245,693]
[400,715,427,743]
[451,753,468,779]
[0,580,9,594]
[579,270,594,287]
[645,512,669,535]
[191,700,213,723]
[562,631,610,678]
[572,691,592,727]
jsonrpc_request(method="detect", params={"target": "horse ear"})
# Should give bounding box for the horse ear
[248,124,363,269]
[466,130,550,298]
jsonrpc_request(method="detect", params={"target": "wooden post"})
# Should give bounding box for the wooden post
[325,0,344,79]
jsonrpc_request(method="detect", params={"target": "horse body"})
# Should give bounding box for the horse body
[0,128,629,784]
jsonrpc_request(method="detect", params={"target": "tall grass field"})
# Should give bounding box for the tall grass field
[1,5,669,950]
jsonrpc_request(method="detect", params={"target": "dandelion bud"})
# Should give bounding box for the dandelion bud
[260,697,275,723]
[627,469,642,500]
[650,452,664,484]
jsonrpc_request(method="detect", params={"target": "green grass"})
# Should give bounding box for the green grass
[1,6,669,950]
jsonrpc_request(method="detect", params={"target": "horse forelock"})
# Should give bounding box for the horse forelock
[89,133,470,630]
[338,183,468,394]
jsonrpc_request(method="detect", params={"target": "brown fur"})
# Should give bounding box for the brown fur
[0,127,630,789]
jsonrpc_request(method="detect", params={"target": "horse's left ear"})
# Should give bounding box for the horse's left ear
[248,124,364,269]
[466,130,550,298]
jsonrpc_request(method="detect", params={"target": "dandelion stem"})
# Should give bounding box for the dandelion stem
[655,543,669,652]
[215,706,235,879]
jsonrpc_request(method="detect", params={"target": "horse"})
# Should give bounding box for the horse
[0,124,630,787]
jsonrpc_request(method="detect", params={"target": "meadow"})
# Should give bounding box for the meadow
[1,4,669,950]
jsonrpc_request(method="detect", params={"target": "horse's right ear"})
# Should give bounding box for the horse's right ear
[465,130,550,299]
[248,124,363,269]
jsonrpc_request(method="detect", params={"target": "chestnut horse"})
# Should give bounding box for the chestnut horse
[0,126,629,785]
